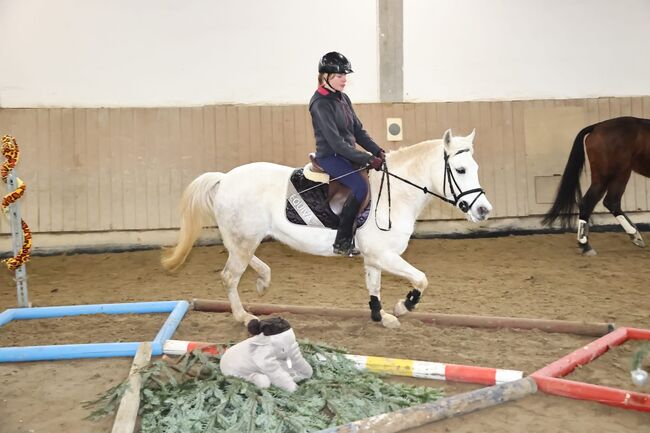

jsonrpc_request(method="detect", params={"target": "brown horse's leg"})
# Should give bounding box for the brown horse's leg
[603,174,646,248]
[578,183,607,255]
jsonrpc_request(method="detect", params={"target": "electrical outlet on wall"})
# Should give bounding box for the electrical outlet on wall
[386,118,403,141]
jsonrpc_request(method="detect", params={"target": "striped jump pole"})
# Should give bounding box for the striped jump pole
[192,299,614,337]
[163,339,523,386]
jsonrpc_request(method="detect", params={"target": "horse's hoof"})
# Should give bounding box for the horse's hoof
[582,248,597,256]
[393,300,409,317]
[631,234,646,248]
[242,313,259,326]
[256,278,269,296]
[380,310,401,329]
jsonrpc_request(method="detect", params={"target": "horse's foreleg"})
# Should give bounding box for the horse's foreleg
[364,264,400,329]
[222,252,258,325]
[249,255,272,295]
[371,253,428,319]
[603,184,646,248]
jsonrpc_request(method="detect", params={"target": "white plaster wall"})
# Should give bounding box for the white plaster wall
[404,0,650,101]
[0,0,378,107]
[2,0,649,107]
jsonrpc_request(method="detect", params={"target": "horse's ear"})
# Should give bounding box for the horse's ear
[467,128,476,143]
[443,129,452,148]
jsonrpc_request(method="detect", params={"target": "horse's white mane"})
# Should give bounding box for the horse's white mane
[386,136,474,171]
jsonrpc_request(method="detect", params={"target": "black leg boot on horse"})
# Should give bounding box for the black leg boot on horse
[333,195,362,257]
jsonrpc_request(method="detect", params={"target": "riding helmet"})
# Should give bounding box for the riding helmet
[318,52,353,74]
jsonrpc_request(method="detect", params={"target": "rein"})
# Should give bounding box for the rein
[374,148,485,231]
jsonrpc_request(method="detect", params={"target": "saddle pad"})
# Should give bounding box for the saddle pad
[285,168,369,229]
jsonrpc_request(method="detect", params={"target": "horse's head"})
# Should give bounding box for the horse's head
[442,129,492,222]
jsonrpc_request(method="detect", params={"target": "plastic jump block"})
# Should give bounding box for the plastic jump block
[531,326,650,412]
[163,339,523,385]
[0,301,189,362]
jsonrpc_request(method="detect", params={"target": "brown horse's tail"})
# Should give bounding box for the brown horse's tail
[161,172,224,271]
[541,124,596,229]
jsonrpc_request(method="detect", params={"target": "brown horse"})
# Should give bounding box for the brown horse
[542,117,650,255]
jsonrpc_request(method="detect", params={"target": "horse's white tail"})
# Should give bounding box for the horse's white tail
[161,172,224,271]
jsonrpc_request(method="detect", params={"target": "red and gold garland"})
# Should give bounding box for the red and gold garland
[1,135,31,271]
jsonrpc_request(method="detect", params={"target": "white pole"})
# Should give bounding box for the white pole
[7,171,29,307]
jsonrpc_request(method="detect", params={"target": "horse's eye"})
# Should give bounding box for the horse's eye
[455,168,466,174]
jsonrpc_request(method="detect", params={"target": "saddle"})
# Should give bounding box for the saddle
[285,153,371,229]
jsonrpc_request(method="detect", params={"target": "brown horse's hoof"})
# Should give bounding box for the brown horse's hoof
[630,233,646,248]
[582,248,597,256]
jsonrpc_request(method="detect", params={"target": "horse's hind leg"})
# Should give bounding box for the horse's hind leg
[220,230,266,324]
[603,178,645,248]
[222,249,258,324]
[249,255,271,295]
[578,183,607,256]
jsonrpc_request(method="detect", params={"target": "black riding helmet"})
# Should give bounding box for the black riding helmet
[318,52,353,74]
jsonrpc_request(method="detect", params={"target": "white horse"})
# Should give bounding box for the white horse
[162,129,492,328]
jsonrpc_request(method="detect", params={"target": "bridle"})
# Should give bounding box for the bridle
[374,148,485,231]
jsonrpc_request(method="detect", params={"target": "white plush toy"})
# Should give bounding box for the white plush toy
[220,317,313,393]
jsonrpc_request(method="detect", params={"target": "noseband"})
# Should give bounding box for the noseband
[442,149,485,212]
[374,148,485,231]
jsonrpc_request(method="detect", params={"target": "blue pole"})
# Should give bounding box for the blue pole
[152,301,189,355]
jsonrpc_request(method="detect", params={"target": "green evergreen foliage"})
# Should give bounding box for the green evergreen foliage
[86,341,443,433]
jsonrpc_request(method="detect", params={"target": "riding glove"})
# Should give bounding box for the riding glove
[368,156,383,171]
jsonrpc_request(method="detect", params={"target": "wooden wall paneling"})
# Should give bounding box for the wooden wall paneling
[237,106,251,166]
[118,108,135,229]
[385,103,404,151]
[155,108,173,229]
[292,105,309,168]
[178,107,194,193]
[247,106,262,163]
[85,109,101,230]
[225,105,239,170]
[72,109,88,231]
[108,109,125,229]
[167,108,183,227]
[97,108,113,230]
[202,106,216,171]
[282,106,296,167]
[130,109,147,229]
[402,103,417,145]
[271,106,284,165]
[12,110,38,232]
[259,106,273,164]
[141,108,159,229]
[501,101,518,216]
[48,108,64,231]
[213,105,227,172]
[61,108,77,231]
[510,101,529,216]
[413,103,427,145]
[425,102,446,220]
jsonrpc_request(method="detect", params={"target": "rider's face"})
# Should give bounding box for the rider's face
[327,73,347,92]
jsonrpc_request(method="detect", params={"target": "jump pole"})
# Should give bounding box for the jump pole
[111,342,152,433]
[192,299,613,337]
[163,339,524,385]
[531,327,650,412]
[314,377,537,433]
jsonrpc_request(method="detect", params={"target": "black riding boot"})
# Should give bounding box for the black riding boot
[333,195,362,256]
